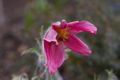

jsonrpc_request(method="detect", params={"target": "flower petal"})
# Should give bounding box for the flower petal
[60,19,67,28]
[64,34,91,56]
[52,21,61,27]
[43,40,65,73]
[43,27,57,43]
[52,20,67,32]
[68,20,97,34]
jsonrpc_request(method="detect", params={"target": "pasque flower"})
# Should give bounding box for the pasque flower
[43,20,97,73]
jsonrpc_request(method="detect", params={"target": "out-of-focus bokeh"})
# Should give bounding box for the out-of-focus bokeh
[0,0,120,80]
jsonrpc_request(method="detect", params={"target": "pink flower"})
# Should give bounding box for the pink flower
[43,20,97,74]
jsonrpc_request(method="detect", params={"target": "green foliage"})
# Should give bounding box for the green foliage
[24,11,34,32]
[34,0,48,12]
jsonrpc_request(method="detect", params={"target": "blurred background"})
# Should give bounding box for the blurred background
[0,0,120,80]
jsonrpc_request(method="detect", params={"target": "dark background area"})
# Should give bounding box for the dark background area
[0,0,120,80]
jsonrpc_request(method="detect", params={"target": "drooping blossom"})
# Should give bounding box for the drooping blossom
[43,19,97,73]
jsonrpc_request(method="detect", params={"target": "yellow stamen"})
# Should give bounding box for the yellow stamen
[55,27,69,40]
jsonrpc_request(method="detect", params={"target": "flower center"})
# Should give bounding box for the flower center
[55,27,69,40]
